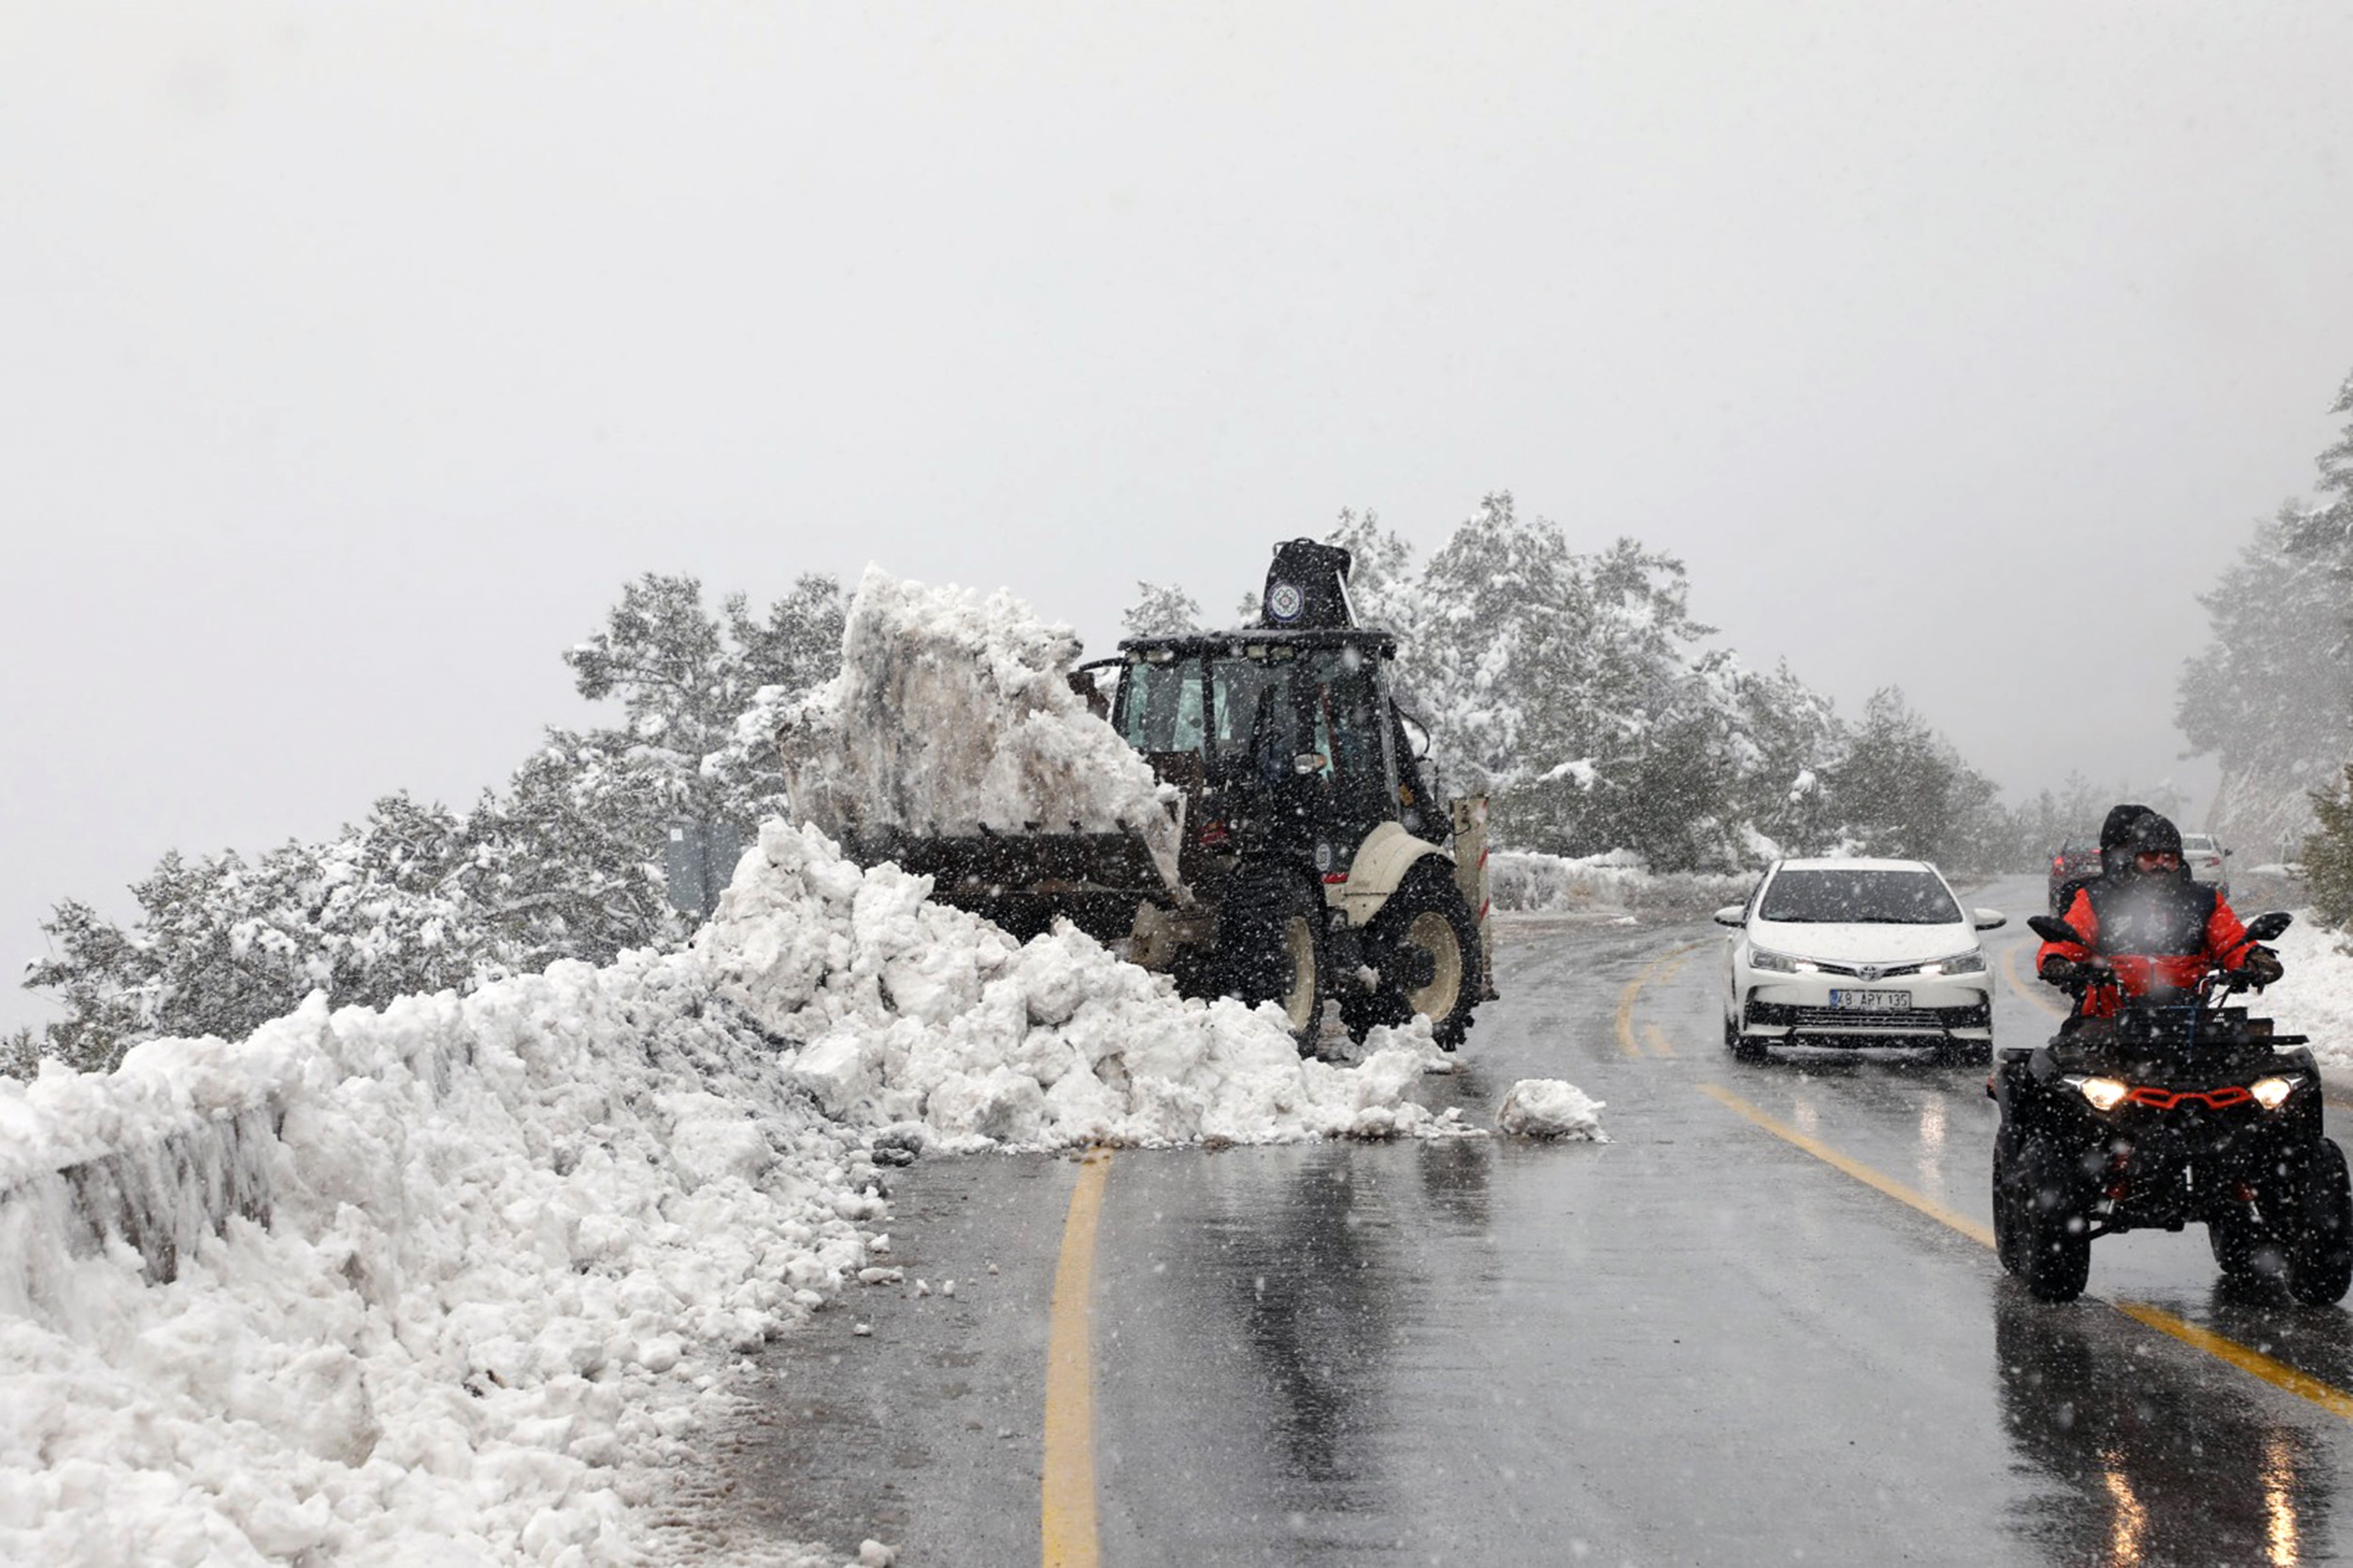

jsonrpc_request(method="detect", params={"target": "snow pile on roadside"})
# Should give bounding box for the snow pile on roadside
[773,568,1179,888]
[702,819,1464,1150]
[0,816,1463,1564]
[0,958,879,1567]
[2257,918,2353,1079]
[1489,848,1752,918]
[1496,1079,1608,1141]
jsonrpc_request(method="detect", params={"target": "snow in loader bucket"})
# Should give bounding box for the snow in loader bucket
[834,821,1174,943]
[774,568,1184,920]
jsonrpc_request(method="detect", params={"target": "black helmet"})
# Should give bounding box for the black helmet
[2125,812,2184,866]
[2098,803,2155,877]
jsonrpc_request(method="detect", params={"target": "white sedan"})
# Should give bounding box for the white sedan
[1717,857,2007,1064]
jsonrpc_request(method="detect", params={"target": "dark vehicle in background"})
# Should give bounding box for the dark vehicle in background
[2182,832,2231,898]
[2046,838,2102,914]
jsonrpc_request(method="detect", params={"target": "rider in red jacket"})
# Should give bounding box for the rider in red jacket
[2037,812,2280,1015]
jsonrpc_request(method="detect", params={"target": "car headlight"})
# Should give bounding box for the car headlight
[2251,1075,2301,1110]
[1916,951,1987,976]
[2065,1075,2130,1112]
[1749,948,1817,974]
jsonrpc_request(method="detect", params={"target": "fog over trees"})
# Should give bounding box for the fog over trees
[32,443,2333,1080]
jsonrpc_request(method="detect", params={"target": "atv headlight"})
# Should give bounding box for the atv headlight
[2251,1075,2301,1110]
[1749,948,1817,975]
[2065,1075,2130,1112]
[1918,950,1986,976]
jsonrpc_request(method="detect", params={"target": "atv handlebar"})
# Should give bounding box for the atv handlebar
[2039,948,2281,1004]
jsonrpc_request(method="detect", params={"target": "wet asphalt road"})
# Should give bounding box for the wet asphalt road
[688,875,2353,1566]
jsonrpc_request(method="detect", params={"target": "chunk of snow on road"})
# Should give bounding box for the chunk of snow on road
[1497,1078,1609,1140]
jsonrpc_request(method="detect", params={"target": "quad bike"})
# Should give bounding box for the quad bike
[1990,911,2352,1305]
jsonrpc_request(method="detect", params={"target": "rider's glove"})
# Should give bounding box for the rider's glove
[2240,948,2285,987]
[2038,956,2085,987]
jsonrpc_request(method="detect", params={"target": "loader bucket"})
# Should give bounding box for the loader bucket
[837,824,1172,944]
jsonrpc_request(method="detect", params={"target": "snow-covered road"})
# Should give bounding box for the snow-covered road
[678,880,2353,1565]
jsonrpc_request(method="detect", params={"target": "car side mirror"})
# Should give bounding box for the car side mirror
[2245,911,2293,942]
[1713,905,1746,928]
[1972,909,2007,931]
[2224,847,2234,857]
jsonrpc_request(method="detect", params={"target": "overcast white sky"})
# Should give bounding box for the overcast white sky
[5,1,2352,1032]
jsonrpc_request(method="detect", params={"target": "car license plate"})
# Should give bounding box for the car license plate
[1830,989,1910,1012]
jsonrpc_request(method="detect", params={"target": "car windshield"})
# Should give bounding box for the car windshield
[1759,868,1959,925]
[2183,835,2216,853]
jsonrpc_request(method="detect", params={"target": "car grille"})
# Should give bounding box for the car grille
[1787,1006,1955,1031]
[1750,1000,1991,1033]
[1806,959,1929,980]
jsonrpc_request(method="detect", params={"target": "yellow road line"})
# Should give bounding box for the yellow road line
[1696,1082,1993,1247]
[2002,939,2064,1019]
[1642,1023,1675,1060]
[1615,942,1703,1057]
[1697,1080,2353,1425]
[2113,1302,2353,1420]
[1043,1149,1112,1567]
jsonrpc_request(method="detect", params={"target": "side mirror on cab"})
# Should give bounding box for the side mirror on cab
[1713,905,1746,928]
[1972,908,2007,931]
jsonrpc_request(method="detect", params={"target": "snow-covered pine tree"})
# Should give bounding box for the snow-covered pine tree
[1120,582,1205,638]
[18,572,849,1075]
[2182,504,2353,863]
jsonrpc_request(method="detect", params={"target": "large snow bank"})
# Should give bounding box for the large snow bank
[2257,918,2353,1080]
[0,823,1459,1565]
[774,568,1179,887]
[0,961,875,1567]
[700,821,1463,1150]
[1489,848,1752,918]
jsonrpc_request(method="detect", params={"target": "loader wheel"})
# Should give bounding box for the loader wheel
[2018,1136,2092,1302]
[1364,870,1481,1051]
[2285,1138,2353,1306]
[1219,873,1327,1054]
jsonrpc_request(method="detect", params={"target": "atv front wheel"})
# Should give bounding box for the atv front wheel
[1991,1127,2023,1274]
[2286,1138,2353,1306]
[2207,1207,2277,1281]
[2018,1136,2092,1303]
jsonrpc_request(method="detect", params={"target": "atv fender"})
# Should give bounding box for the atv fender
[1335,821,1452,927]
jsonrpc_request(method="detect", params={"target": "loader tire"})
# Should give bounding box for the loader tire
[1364,868,1481,1051]
[1219,872,1327,1054]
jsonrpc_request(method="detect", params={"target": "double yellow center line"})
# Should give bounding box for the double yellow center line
[1618,941,2353,1424]
[1043,1148,1111,1567]
[1617,943,1700,1057]
[1700,1076,2353,1423]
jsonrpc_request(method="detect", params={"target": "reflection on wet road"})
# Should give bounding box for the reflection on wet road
[1996,1289,2337,1566]
[699,875,2353,1565]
